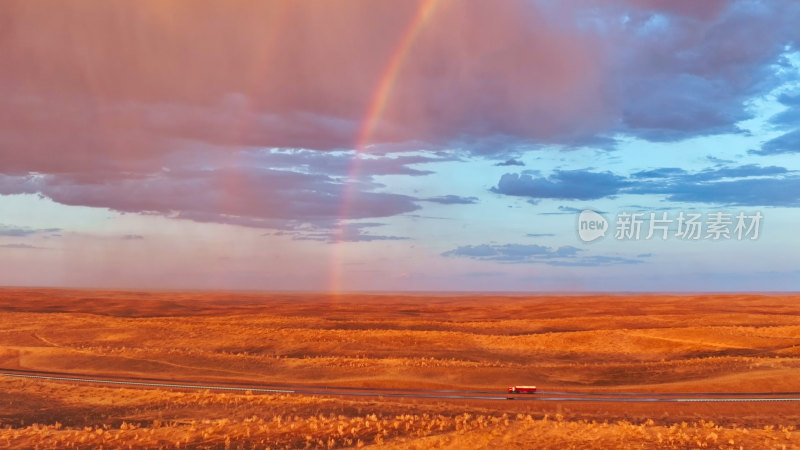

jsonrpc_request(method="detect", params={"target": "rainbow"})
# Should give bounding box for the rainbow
[328,0,441,294]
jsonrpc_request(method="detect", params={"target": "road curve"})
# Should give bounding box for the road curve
[3,369,800,403]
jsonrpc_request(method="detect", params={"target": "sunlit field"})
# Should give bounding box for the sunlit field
[1,288,799,448]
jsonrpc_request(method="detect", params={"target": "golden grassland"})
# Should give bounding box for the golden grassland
[2,377,799,449]
[1,288,800,448]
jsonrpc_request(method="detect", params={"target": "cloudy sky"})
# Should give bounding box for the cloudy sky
[1,0,799,292]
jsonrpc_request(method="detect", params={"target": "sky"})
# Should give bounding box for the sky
[1,0,799,292]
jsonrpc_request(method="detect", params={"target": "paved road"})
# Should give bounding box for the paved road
[3,368,800,403]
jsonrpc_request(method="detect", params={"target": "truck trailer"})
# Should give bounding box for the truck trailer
[507,385,537,394]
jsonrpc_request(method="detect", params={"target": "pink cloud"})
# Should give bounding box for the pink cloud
[0,0,609,227]
[0,0,607,154]
[1,0,797,228]
[0,167,419,228]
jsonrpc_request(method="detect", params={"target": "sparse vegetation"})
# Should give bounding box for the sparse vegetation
[1,288,799,447]
[2,394,799,450]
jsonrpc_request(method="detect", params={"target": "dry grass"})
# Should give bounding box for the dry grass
[3,384,799,450]
[2,377,799,449]
[1,288,800,447]
[379,416,799,450]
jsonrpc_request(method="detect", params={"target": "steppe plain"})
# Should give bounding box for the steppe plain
[1,288,799,448]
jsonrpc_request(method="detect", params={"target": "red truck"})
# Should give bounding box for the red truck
[507,385,537,394]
